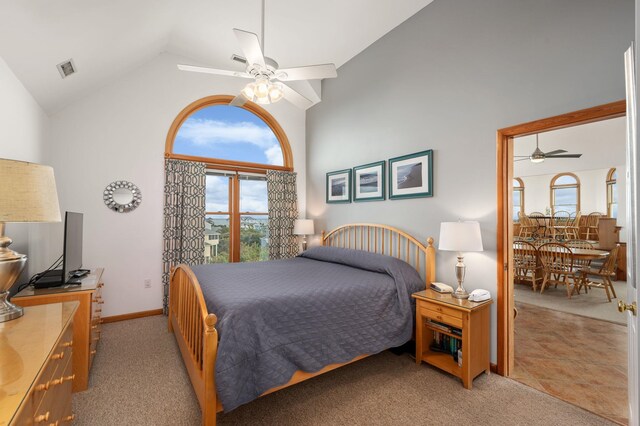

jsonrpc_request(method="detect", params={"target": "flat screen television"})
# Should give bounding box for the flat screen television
[33,211,85,288]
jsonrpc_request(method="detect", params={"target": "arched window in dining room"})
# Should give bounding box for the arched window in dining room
[550,173,580,216]
[513,178,524,222]
[607,168,617,218]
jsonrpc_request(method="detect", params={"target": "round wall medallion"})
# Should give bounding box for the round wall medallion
[103,181,142,213]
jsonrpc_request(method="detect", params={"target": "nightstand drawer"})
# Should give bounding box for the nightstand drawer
[422,302,463,320]
[420,307,463,328]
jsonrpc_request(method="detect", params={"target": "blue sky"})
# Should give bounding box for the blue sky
[174,105,283,165]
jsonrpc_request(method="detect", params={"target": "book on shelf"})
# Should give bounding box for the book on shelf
[426,319,462,336]
[430,330,462,363]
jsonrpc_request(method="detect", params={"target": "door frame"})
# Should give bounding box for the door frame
[495,99,627,375]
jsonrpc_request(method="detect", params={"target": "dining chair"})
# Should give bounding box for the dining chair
[567,211,581,240]
[577,245,619,302]
[528,212,548,238]
[565,240,594,287]
[584,212,604,240]
[517,212,536,239]
[513,241,541,291]
[538,242,579,298]
[551,210,571,239]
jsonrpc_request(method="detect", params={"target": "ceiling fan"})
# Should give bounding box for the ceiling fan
[514,134,583,163]
[177,0,337,109]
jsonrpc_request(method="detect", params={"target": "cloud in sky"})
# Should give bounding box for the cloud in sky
[206,176,268,213]
[178,118,282,165]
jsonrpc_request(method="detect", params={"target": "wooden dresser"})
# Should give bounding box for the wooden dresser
[0,302,78,426]
[13,269,104,392]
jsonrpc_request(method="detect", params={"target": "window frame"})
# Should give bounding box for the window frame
[550,172,580,215]
[167,96,292,263]
[513,177,524,222]
[607,167,617,218]
[165,95,293,172]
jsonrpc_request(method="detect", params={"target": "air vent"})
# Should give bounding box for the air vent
[56,59,76,78]
[231,54,247,64]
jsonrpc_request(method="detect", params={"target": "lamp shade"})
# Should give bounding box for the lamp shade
[438,221,483,252]
[0,159,61,223]
[293,219,314,236]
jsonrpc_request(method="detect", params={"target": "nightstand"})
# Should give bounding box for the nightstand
[412,289,492,389]
[12,268,104,392]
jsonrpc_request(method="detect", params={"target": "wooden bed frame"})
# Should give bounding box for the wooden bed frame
[168,223,436,425]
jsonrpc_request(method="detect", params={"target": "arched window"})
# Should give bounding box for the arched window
[513,178,524,222]
[166,95,293,264]
[550,173,580,215]
[607,168,617,218]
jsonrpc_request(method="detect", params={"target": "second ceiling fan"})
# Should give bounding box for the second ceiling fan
[514,134,583,163]
[177,0,337,109]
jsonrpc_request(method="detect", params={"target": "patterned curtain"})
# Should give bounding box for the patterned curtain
[162,159,206,313]
[267,170,299,260]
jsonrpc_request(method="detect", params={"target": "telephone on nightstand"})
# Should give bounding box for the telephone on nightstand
[468,289,491,302]
[430,282,454,293]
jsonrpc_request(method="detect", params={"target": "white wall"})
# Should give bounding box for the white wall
[47,53,306,317]
[0,55,52,284]
[306,0,633,363]
[519,166,627,233]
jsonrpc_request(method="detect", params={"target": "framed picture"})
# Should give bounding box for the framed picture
[326,169,352,203]
[353,161,385,202]
[389,149,433,199]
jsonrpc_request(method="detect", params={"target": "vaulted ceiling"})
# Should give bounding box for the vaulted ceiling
[0,0,433,113]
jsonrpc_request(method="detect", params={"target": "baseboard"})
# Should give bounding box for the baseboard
[101,309,164,324]
[490,363,498,374]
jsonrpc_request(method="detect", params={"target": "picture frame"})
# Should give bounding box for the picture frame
[388,149,433,199]
[353,161,385,202]
[326,169,352,203]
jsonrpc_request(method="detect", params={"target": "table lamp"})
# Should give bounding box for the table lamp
[293,219,314,251]
[0,159,61,322]
[438,221,484,299]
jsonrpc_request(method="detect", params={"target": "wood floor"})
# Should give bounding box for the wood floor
[512,302,628,425]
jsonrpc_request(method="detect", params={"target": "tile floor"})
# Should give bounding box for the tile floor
[512,302,628,425]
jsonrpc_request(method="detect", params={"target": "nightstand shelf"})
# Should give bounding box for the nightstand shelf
[413,289,492,389]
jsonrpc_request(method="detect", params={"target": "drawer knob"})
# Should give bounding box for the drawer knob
[61,414,76,422]
[35,381,50,391]
[34,411,50,423]
[61,340,73,347]
[49,377,63,387]
[51,351,64,360]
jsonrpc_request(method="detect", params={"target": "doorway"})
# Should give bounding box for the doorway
[496,100,628,422]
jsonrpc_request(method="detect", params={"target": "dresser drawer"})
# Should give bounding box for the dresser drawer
[420,307,463,329]
[32,356,74,425]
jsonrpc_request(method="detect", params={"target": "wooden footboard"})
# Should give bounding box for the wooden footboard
[168,265,218,426]
[169,224,436,426]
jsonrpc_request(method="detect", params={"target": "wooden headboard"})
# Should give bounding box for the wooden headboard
[321,223,436,287]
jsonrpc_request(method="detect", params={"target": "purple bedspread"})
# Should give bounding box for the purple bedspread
[191,246,424,411]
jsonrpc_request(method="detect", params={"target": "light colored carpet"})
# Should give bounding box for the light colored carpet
[514,280,626,325]
[73,316,615,426]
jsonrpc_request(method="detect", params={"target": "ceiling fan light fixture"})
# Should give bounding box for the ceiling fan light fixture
[530,156,545,163]
[268,82,284,103]
[241,79,284,105]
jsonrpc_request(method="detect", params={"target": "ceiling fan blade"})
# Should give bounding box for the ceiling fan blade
[229,94,247,107]
[281,83,313,109]
[276,64,338,81]
[233,28,266,68]
[546,154,583,158]
[514,155,531,158]
[177,64,251,78]
[543,149,567,156]
[514,158,531,162]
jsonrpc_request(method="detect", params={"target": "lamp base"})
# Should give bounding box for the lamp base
[0,291,23,322]
[452,286,469,299]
